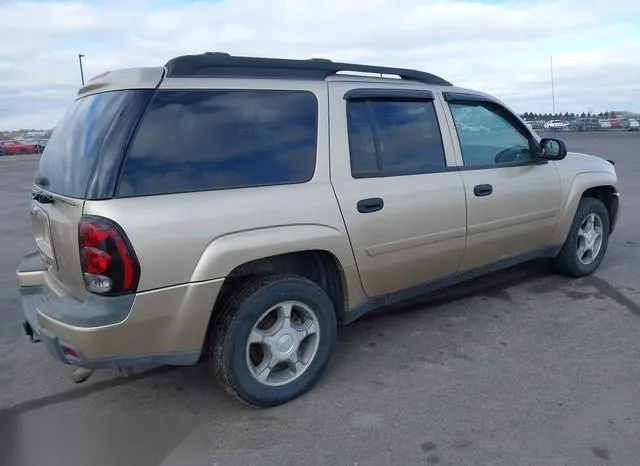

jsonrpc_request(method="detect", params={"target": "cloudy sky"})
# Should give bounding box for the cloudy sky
[1,0,639,130]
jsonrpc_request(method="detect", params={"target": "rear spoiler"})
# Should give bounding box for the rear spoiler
[77,67,165,97]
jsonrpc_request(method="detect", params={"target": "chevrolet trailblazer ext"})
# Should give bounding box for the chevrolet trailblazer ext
[18,53,619,407]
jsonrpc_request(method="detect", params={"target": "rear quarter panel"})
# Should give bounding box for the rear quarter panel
[84,182,355,292]
[83,79,358,297]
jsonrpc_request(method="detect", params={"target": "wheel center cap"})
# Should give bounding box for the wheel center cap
[276,334,295,353]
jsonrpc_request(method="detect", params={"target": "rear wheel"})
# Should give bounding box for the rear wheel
[553,197,610,277]
[210,274,337,407]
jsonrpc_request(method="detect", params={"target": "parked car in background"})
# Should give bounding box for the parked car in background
[528,120,546,130]
[609,119,622,129]
[0,141,23,155]
[569,118,601,132]
[20,140,40,154]
[544,120,568,130]
[20,139,45,152]
[0,140,41,154]
[618,118,640,131]
[460,122,489,133]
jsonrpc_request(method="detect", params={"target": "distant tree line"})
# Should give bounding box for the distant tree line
[520,111,618,121]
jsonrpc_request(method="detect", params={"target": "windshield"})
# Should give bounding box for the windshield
[35,90,133,198]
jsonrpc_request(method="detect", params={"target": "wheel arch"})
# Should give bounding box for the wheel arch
[198,249,351,360]
[189,224,356,282]
[220,250,349,317]
[580,185,619,232]
[552,172,618,245]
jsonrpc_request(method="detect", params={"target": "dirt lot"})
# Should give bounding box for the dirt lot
[1,132,639,465]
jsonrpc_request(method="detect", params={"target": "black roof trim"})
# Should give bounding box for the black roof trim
[164,52,452,86]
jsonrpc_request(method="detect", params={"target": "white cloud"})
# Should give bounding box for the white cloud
[1,0,639,129]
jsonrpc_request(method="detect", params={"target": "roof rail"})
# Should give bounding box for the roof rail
[164,52,452,86]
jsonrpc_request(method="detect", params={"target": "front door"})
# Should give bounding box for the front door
[442,94,561,271]
[329,84,467,297]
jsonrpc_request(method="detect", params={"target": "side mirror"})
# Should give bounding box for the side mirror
[539,138,567,160]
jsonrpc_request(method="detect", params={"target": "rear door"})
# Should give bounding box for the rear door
[441,92,561,271]
[31,90,140,300]
[329,83,467,298]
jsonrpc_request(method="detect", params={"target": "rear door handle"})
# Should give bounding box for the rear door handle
[473,184,493,197]
[357,198,384,213]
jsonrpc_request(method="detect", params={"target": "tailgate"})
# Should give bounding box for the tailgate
[31,191,86,300]
[27,89,153,300]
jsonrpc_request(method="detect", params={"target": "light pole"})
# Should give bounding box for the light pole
[78,53,85,85]
[550,55,556,136]
[550,55,556,118]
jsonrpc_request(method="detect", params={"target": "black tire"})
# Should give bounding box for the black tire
[553,197,610,277]
[209,274,337,407]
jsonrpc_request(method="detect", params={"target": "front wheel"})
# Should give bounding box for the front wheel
[553,197,610,277]
[210,274,337,407]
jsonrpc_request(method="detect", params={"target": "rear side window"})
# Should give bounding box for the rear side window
[35,90,133,198]
[347,99,446,178]
[118,90,318,197]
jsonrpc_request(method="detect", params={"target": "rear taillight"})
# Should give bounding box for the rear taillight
[79,217,139,295]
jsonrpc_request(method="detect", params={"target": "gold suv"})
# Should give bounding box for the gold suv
[17,53,619,406]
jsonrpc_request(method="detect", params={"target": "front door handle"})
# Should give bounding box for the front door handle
[473,184,493,197]
[357,198,384,213]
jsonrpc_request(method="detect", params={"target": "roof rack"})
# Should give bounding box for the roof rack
[164,52,452,86]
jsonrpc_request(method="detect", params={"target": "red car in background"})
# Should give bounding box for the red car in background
[0,141,21,155]
[0,140,41,155]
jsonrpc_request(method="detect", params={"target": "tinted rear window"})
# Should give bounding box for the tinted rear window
[117,90,318,197]
[35,91,133,198]
[347,99,446,178]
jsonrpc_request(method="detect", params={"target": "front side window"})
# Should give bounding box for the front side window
[347,99,446,178]
[118,90,318,197]
[449,102,534,167]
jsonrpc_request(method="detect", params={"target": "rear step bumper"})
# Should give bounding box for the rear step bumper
[17,251,225,369]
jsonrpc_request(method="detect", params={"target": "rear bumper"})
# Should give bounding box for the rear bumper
[17,251,224,369]
[21,317,83,367]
